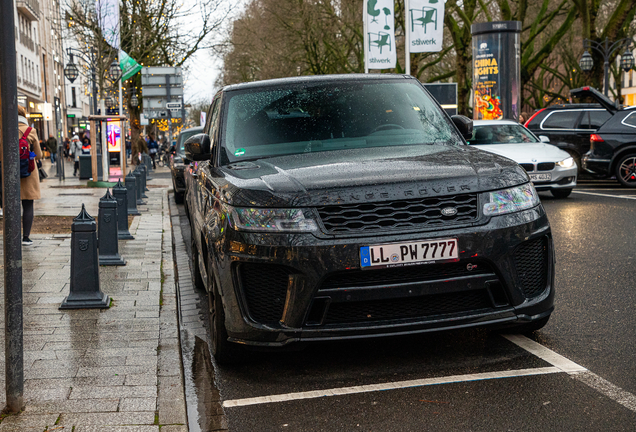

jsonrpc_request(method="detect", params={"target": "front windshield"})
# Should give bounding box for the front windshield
[468,124,539,145]
[222,80,461,162]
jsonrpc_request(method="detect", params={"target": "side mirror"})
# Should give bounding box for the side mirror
[451,115,473,140]
[539,135,550,143]
[184,134,211,161]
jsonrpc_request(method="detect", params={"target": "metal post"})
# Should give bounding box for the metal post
[604,59,610,96]
[98,189,126,266]
[125,171,141,215]
[113,179,134,240]
[0,0,24,413]
[60,204,110,309]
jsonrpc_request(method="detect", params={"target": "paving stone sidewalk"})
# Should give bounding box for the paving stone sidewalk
[0,164,189,431]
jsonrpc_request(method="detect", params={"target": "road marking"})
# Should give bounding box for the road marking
[573,191,636,200]
[502,334,587,373]
[222,367,561,408]
[574,372,636,412]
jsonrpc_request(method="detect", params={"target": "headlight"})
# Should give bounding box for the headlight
[229,207,318,232]
[483,183,540,216]
[556,157,574,168]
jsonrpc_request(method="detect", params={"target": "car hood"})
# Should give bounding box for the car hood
[471,143,571,164]
[211,145,528,207]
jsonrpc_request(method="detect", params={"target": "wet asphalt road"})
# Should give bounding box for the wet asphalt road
[177,178,636,431]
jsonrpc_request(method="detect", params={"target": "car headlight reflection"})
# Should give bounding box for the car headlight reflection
[229,207,318,232]
[556,157,575,168]
[483,183,540,216]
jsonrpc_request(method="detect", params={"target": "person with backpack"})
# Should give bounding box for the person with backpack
[4,106,43,246]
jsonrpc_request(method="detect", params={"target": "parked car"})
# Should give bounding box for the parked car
[525,87,615,171]
[581,107,636,186]
[468,120,577,198]
[170,126,203,203]
[185,74,554,363]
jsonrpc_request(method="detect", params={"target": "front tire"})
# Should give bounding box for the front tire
[615,154,636,187]
[550,188,572,199]
[208,277,243,365]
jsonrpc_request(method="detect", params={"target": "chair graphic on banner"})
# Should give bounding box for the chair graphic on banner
[367,0,381,24]
[368,32,392,54]
[410,7,437,33]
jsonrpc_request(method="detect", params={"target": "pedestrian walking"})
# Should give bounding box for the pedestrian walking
[63,136,71,161]
[2,106,44,245]
[46,134,58,164]
[70,135,82,176]
[147,134,158,168]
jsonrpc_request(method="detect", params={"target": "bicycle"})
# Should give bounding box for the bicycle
[156,147,170,167]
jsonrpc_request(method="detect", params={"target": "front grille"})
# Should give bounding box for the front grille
[537,162,555,171]
[320,261,494,290]
[237,263,289,324]
[520,163,534,172]
[322,290,493,325]
[513,237,548,298]
[317,194,478,233]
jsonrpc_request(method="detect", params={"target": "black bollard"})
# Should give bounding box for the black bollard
[60,204,110,309]
[138,164,149,197]
[125,171,141,216]
[98,189,126,266]
[113,179,134,240]
[133,168,146,205]
[144,153,153,174]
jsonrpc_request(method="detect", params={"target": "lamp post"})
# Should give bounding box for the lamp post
[579,38,635,96]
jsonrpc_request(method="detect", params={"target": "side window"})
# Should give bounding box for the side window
[541,111,581,129]
[622,112,636,129]
[579,111,611,129]
[204,98,219,137]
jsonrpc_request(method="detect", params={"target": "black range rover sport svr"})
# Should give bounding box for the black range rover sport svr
[184,74,555,363]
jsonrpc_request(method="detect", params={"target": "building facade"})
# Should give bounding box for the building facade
[15,0,67,143]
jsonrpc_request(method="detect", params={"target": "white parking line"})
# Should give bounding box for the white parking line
[223,335,636,413]
[502,334,586,373]
[222,367,561,408]
[573,191,636,200]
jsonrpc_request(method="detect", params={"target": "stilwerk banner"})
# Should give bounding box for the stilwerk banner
[364,0,396,70]
[407,0,445,53]
[96,0,120,49]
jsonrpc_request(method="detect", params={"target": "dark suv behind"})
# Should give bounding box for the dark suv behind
[525,100,612,171]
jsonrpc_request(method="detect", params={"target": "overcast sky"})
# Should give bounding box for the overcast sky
[181,0,243,104]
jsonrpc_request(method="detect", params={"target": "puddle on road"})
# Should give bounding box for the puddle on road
[181,320,227,431]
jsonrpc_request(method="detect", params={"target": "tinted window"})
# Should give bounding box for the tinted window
[468,124,539,145]
[623,112,636,128]
[541,111,581,129]
[579,110,612,129]
[221,80,460,162]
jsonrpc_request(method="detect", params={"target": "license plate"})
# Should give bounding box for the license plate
[530,173,551,182]
[360,238,458,269]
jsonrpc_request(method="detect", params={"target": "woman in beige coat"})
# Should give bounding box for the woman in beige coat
[16,105,42,245]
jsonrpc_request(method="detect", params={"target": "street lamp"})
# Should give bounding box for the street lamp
[105,95,115,108]
[64,54,79,83]
[108,60,122,82]
[130,93,139,107]
[579,50,593,72]
[579,38,633,96]
[620,48,635,73]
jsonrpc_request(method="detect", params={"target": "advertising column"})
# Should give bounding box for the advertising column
[471,21,521,120]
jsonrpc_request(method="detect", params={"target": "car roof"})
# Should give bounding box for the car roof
[540,103,602,110]
[473,120,523,126]
[222,74,414,92]
[179,126,204,135]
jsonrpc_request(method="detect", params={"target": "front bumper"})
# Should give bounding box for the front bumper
[528,165,577,191]
[212,206,554,347]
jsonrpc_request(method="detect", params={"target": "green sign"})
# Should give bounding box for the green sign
[120,50,142,81]
[67,114,76,118]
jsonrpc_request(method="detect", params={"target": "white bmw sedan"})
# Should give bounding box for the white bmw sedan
[469,120,578,198]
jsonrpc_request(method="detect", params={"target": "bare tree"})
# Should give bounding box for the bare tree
[65,0,233,144]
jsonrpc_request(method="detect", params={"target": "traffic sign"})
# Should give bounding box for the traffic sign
[166,102,182,109]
